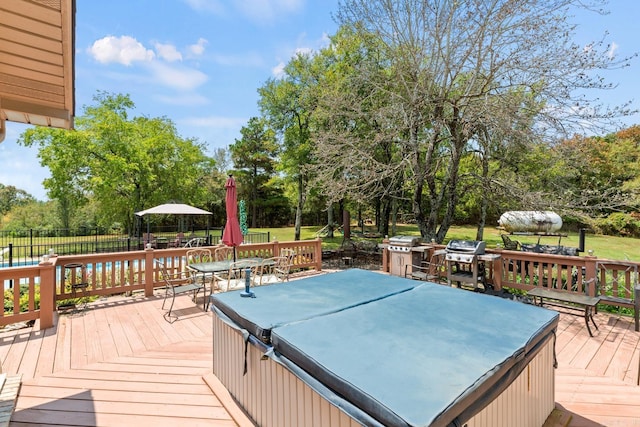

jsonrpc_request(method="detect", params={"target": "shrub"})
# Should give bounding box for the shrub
[4,285,41,314]
[594,213,640,238]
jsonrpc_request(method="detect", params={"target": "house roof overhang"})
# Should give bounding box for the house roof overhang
[0,0,76,141]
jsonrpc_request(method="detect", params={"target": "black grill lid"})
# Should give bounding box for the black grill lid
[445,240,486,254]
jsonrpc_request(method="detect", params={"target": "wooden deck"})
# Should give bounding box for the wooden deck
[1,277,639,426]
[0,291,253,427]
[552,310,640,427]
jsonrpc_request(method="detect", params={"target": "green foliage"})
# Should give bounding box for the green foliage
[594,213,640,238]
[18,91,218,234]
[4,285,40,314]
[2,200,59,231]
[230,117,279,228]
[0,184,35,217]
[239,200,249,236]
[259,53,319,239]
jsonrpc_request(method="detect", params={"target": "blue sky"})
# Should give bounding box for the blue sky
[1,0,638,201]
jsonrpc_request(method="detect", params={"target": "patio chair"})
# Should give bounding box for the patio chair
[214,245,234,261]
[427,250,447,284]
[218,260,261,292]
[168,232,185,248]
[186,248,213,264]
[156,260,204,323]
[279,248,298,267]
[404,250,447,283]
[280,248,296,258]
[500,234,521,251]
[259,256,291,285]
[405,263,440,282]
[186,248,214,291]
[143,233,156,248]
[184,237,206,247]
[595,261,639,332]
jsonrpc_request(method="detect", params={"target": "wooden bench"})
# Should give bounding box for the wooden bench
[527,287,601,336]
[0,373,22,426]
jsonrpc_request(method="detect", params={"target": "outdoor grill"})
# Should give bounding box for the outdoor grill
[445,240,486,289]
[388,235,422,252]
[387,235,424,277]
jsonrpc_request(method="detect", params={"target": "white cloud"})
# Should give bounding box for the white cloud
[188,38,209,56]
[608,41,619,60]
[155,42,183,62]
[294,47,313,56]
[270,31,329,79]
[319,32,331,47]
[87,35,209,91]
[147,61,208,91]
[272,61,286,78]
[88,35,155,65]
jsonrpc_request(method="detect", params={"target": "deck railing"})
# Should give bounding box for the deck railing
[1,239,322,329]
[0,229,271,267]
[382,243,639,306]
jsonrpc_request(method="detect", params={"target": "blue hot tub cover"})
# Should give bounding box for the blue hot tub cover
[211,269,559,427]
[209,268,417,343]
[270,281,559,427]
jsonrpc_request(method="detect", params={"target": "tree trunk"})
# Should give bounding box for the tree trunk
[251,165,258,228]
[294,173,304,241]
[476,152,489,241]
[327,203,335,238]
[390,197,396,237]
[434,122,467,243]
[343,210,351,240]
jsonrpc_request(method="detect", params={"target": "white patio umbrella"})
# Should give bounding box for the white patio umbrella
[135,203,212,216]
[135,203,212,241]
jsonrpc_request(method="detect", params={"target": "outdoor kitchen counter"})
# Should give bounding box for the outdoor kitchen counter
[479,253,503,290]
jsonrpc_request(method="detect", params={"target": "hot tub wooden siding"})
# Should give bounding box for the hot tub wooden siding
[212,313,556,427]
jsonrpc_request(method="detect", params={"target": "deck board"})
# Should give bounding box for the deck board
[32,323,57,378]
[2,291,241,427]
[1,275,639,427]
[91,303,119,362]
[69,310,88,369]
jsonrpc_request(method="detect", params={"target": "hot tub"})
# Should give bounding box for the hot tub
[210,269,558,427]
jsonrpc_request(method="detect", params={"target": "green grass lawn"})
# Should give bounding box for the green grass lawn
[255,224,640,262]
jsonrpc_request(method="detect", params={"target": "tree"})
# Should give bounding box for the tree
[20,92,216,233]
[2,200,57,231]
[212,147,231,174]
[311,0,635,242]
[545,131,640,215]
[229,117,278,228]
[259,55,319,240]
[309,25,409,237]
[0,184,35,217]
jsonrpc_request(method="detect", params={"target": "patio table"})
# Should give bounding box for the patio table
[188,258,267,305]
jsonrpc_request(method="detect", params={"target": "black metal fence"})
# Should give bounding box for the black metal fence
[0,227,270,268]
